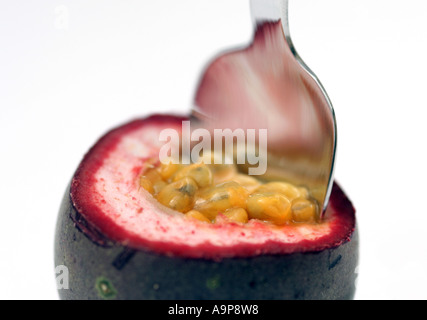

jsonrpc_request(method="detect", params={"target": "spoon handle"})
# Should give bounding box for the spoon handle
[250,0,337,216]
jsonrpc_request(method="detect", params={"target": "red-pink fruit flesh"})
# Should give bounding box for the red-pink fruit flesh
[71,115,355,260]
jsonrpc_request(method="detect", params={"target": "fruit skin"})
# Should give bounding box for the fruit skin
[55,182,358,300]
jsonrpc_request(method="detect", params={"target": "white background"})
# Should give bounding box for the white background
[1,0,427,300]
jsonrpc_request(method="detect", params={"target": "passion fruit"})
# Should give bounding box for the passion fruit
[54,115,358,300]
[55,20,357,300]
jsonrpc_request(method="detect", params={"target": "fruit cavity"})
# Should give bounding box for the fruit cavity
[139,157,318,225]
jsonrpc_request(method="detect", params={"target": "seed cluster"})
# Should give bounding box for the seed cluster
[139,161,318,225]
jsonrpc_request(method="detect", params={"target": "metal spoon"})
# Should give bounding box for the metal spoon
[250,0,337,216]
[193,0,337,217]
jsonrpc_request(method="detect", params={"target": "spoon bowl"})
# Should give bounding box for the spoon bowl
[193,0,337,217]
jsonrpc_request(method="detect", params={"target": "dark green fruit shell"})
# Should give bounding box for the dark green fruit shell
[54,116,358,300]
[55,182,358,300]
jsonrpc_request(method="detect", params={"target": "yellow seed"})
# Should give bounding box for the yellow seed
[173,163,213,188]
[308,187,323,205]
[297,187,310,199]
[232,174,261,193]
[141,168,167,195]
[210,164,238,184]
[223,208,249,224]
[246,193,292,225]
[186,210,211,223]
[139,177,154,194]
[255,182,301,201]
[144,168,163,183]
[292,199,317,223]
[152,180,167,195]
[157,177,198,213]
[194,182,249,220]
[158,162,183,181]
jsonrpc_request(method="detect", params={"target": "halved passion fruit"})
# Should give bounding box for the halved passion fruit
[54,115,358,300]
